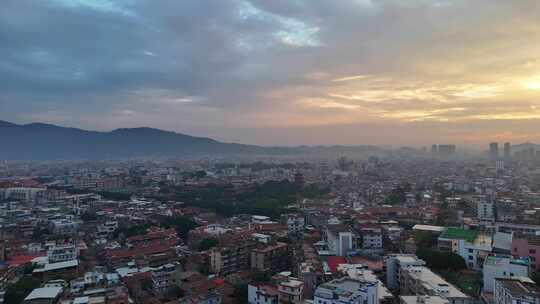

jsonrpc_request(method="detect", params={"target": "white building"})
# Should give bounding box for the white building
[476,196,495,221]
[458,235,492,270]
[326,222,354,257]
[337,264,393,303]
[23,287,63,304]
[248,284,278,304]
[3,187,46,203]
[386,255,426,291]
[399,265,470,304]
[438,229,492,270]
[47,244,78,263]
[386,255,470,304]
[483,256,530,293]
[314,277,378,304]
[285,214,305,234]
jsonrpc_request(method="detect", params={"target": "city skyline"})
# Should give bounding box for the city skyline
[2,1,540,146]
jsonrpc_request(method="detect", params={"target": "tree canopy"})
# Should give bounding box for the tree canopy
[416,248,466,271]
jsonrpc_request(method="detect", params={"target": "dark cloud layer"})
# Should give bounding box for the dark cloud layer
[2,0,540,146]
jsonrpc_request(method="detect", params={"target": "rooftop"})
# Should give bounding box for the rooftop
[400,295,450,304]
[484,256,529,267]
[404,266,469,299]
[33,259,79,272]
[440,228,479,243]
[24,287,62,300]
[413,225,446,233]
[497,278,540,298]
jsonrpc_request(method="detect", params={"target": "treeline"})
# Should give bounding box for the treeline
[416,248,466,271]
[172,180,328,219]
[114,216,198,239]
[213,161,312,172]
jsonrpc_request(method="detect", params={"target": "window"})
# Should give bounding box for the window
[530,249,537,254]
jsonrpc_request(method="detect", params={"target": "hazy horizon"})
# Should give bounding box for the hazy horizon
[2,1,540,146]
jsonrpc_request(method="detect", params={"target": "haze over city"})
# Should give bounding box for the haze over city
[7,2,540,304]
[2,0,540,146]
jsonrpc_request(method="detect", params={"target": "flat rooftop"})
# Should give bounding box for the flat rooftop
[497,278,540,298]
[440,228,479,242]
[405,266,469,299]
[401,295,450,304]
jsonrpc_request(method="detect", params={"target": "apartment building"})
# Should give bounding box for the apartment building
[512,235,540,270]
[151,263,178,295]
[48,244,78,263]
[399,265,470,304]
[251,242,288,274]
[277,277,304,304]
[208,240,255,276]
[386,255,470,304]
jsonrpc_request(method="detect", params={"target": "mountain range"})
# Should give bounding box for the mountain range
[0,120,382,160]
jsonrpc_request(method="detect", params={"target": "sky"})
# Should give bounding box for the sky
[2,0,540,147]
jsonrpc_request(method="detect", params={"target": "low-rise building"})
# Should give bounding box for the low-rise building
[438,228,492,270]
[483,256,530,293]
[248,284,278,304]
[399,265,470,304]
[314,277,378,304]
[387,254,470,304]
[23,287,63,304]
[277,276,304,304]
[494,277,540,304]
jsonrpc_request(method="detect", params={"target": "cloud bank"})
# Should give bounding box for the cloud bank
[2,0,540,146]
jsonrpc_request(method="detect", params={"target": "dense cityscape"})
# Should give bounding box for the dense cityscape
[4,0,540,303]
[1,142,540,304]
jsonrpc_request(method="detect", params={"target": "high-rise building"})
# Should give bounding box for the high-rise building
[490,142,499,161]
[431,145,438,154]
[503,142,511,160]
[438,145,456,155]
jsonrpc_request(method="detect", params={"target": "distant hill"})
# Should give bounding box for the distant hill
[0,120,383,160]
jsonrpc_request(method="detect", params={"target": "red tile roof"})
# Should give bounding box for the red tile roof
[327,256,346,273]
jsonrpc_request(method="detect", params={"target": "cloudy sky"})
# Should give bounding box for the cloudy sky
[2,0,540,146]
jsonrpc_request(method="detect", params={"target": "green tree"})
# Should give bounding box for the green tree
[414,231,439,249]
[198,238,218,251]
[233,284,248,304]
[417,248,466,271]
[161,216,199,239]
[5,276,40,304]
[532,269,540,287]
